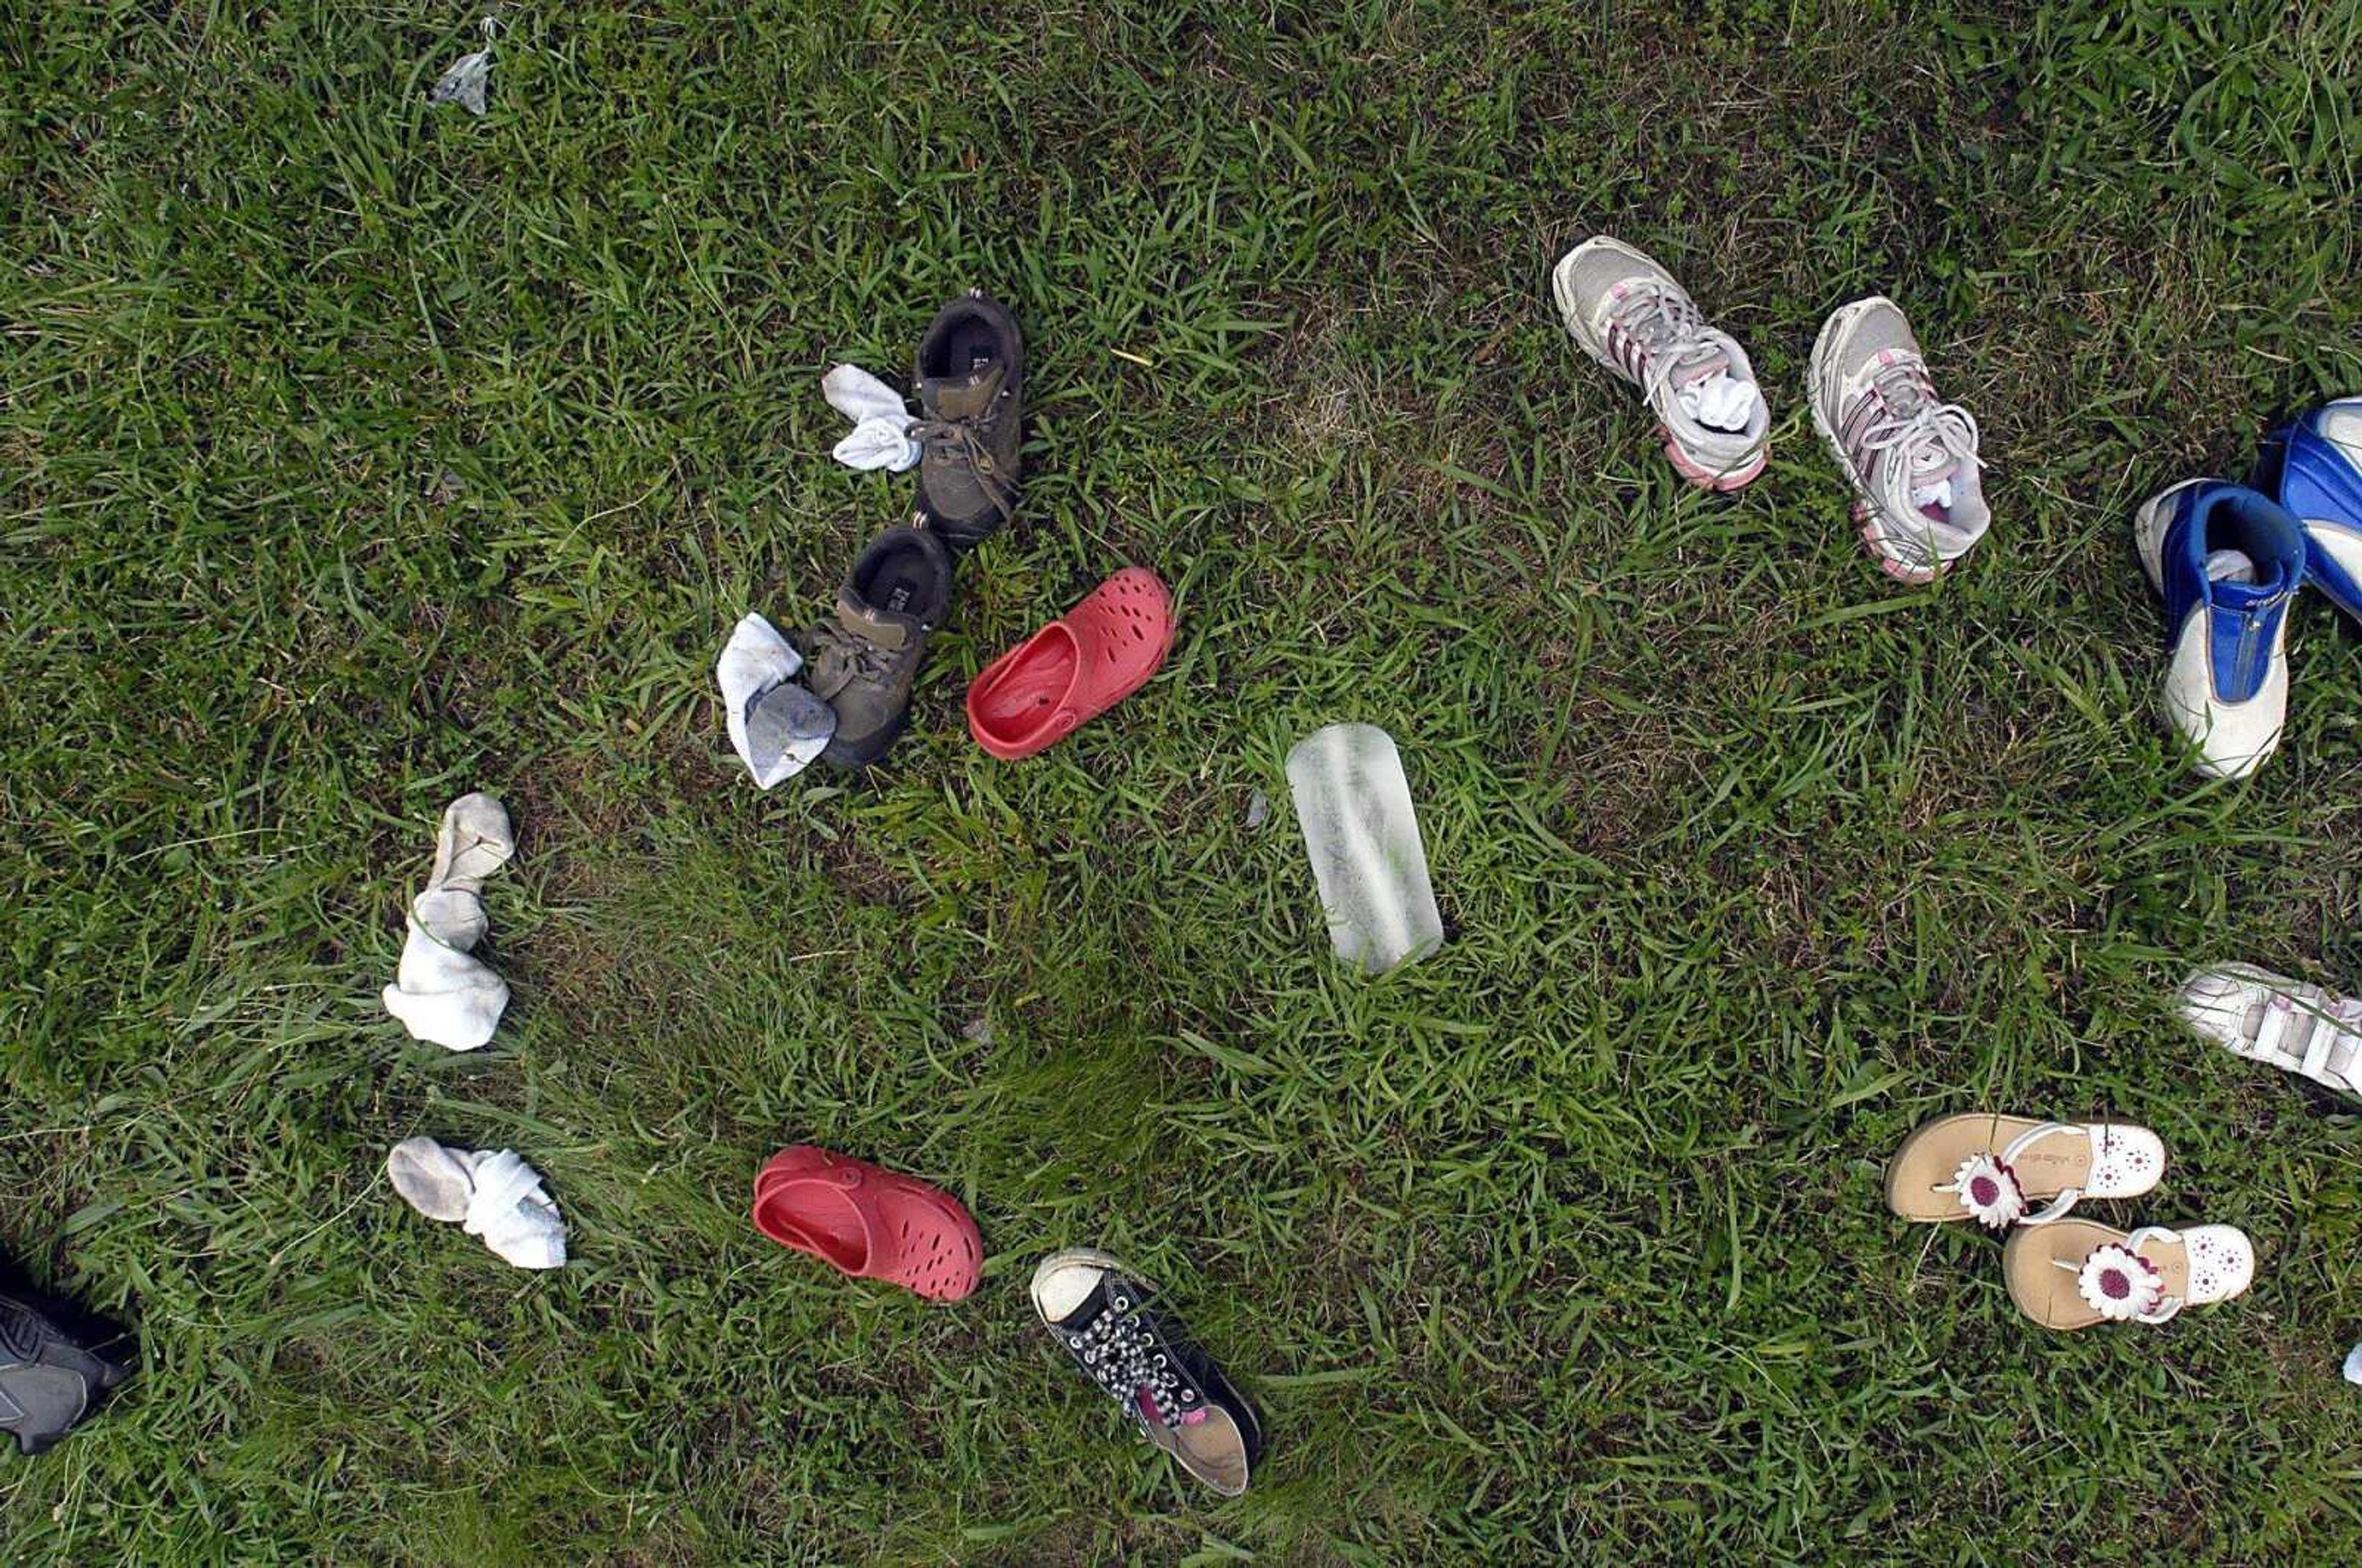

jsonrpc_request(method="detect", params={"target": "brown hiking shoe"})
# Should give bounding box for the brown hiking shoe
[804,525,955,769]
[912,290,1024,550]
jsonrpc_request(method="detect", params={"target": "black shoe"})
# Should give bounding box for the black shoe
[805,525,955,770]
[1029,1248,1264,1497]
[912,290,1024,551]
[0,1261,135,1456]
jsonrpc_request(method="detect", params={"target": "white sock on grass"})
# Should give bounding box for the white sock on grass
[717,613,834,787]
[381,793,514,1051]
[385,1137,567,1270]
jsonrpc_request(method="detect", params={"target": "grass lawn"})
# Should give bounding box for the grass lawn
[7,0,2362,1560]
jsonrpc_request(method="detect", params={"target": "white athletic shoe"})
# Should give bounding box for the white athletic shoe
[1809,296,1989,582]
[2178,962,2362,1100]
[2132,479,2305,779]
[2256,395,2362,620]
[1552,237,1769,490]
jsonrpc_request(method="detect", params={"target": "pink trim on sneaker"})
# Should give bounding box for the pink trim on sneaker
[1662,430,1766,493]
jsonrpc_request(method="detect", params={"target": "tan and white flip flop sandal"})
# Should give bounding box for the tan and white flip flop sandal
[1883,1113,2165,1230]
[2003,1219,2255,1329]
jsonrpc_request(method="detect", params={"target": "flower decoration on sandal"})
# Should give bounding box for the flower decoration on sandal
[2073,1243,2168,1322]
[1944,1153,2026,1230]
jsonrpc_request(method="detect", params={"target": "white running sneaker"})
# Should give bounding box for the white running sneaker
[2132,479,2305,779]
[1551,237,1769,490]
[2178,963,2362,1100]
[1809,296,1989,582]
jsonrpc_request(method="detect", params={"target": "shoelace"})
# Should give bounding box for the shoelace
[805,621,897,694]
[912,415,1015,520]
[1062,1292,1204,1435]
[1850,358,1981,503]
[1602,284,1741,419]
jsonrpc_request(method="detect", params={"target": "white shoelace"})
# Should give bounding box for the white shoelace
[1851,359,1980,512]
[1604,285,1756,433]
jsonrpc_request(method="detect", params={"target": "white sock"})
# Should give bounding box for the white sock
[1676,370,1756,433]
[381,794,514,1051]
[822,364,921,472]
[716,613,834,787]
[385,1137,567,1270]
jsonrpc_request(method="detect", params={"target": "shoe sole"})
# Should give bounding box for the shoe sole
[1554,239,1766,495]
[1809,299,1951,584]
[819,707,909,771]
[1663,432,1765,491]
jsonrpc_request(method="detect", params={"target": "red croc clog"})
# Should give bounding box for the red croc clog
[966,567,1175,760]
[751,1146,983,1302]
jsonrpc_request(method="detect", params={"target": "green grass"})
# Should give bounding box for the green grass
[6,0,2362,1560]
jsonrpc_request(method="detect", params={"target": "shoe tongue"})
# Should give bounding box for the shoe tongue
[1911,463,1958,514]
[1666,343,1731,385]
[922,361,1004,421]
[1885,425,1962,515]
[833,591,912,651]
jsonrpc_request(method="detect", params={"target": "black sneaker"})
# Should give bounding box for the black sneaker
[804,525,955,770]
[1030,1248,1264,1497]
[912,290,1024,551]
[0,1261,135,1456]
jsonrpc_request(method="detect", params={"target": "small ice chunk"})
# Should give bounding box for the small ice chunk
[1245,789,1269,830]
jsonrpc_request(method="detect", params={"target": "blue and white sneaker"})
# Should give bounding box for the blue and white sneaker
[2254,396,2362,620]
[2133,479,2306,779]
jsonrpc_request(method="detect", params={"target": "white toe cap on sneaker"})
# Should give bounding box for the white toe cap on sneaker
[2180,1225,2254,1304]
[1030,1248,1123,1323]
[2160,611,2288,778]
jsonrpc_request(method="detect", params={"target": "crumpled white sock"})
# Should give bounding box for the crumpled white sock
[1676,371,1757,433]
[2205,549,2259,584]
[824,364,921,472]
[385,1137,567,1270]
[381,794,514,1051]
[1912,478,1956,512]
[716,613,835,787]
